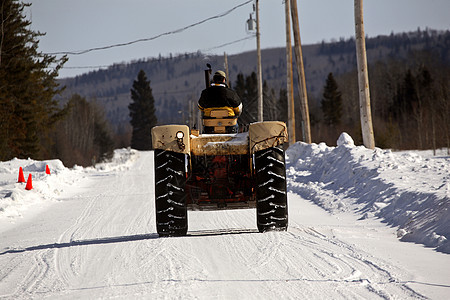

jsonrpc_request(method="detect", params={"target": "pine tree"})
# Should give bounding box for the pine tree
[129,70,157,150]
[234,72,258,125]
[0,0,67,160]
[277,88,288,123]
[321,73,343,126]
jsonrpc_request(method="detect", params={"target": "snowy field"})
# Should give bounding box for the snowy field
[0,133,449,299]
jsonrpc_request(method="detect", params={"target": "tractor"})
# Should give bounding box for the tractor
[151,67,288,237]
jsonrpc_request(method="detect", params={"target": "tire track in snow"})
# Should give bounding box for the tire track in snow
[149,240,205,299]
[0,255,25,295]
[279,223,426,299]
[5,250,56,298]
[49,151,162,295]
[177,210,307,298]
[54,193,100,287]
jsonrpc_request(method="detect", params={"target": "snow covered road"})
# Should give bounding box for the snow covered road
[1,149,450,299]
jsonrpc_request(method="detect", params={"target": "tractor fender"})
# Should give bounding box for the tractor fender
[151,125,191,154]
[249,121,288,154]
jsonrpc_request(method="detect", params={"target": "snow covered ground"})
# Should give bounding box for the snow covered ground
[0,134,449,299]
[286,133,450,254]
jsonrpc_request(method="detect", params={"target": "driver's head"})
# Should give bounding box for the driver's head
[213,70,226,83]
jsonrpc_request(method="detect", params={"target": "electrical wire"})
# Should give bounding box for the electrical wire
[46,0,254,56]
[61,34,256,70]
[63,65,112,69]
[202,35,255,52]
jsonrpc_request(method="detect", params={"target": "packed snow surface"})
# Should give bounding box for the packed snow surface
[0,134,449,299]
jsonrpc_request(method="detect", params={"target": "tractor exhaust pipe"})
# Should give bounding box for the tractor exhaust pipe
[204,63,212,88]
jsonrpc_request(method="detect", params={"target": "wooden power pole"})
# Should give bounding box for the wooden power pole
[224,52,230,88]
[285,0,295,145]
[354,0,375,149]
[290,0,311,144]
[256,0,263,122]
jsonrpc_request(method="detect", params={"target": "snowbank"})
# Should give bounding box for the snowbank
[286,133,450,253]
[0,148,138,222]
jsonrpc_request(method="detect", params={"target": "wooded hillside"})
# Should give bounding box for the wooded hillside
[60,28,450,149]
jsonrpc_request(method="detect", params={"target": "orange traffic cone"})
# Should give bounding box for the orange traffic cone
[18,167,26,183]
[45,165,51,175]
[25,174,33,190]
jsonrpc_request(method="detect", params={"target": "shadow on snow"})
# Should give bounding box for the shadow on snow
[0,228,259,255]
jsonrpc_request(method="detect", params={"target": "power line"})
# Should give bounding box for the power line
[60,35,256,70]
[46,0,253,56]
[63,65,112,70]
[202,35,255,52]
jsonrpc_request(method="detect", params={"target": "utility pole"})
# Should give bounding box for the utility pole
[256,0,263,122]
[0,2,4,67]
[285,0,295,145]
[290,0,311,144]
[224,52,230,88]
[354,0,375,149]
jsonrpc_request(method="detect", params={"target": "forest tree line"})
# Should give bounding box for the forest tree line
[61,28,450,138]
[210,46,449,152]
[315,49,449,150]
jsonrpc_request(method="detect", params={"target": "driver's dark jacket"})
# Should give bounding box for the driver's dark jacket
[198,83,242,117]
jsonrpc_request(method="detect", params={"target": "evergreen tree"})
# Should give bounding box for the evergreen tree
[263,82,286,122]
[129,70,157,150]
[93,104,115,163]
[234,72,258,125]
[401,69,418,114]
[390,68,419,137]
[321,73,343,126]
[262,82,277,121]
[277,88,288,123]
[0,0,67,160]
[234,72,286,125]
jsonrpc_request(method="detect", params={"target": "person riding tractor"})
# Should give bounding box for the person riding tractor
[198,70,242,134]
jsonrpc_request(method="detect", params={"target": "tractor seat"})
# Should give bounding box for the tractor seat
[202,109,238,134]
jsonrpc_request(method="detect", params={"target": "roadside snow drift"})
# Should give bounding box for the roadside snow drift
[0,149,138,223]
[0,158,68,219]
[286,133,450,253]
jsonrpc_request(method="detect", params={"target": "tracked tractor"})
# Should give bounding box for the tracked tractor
[151,66,288,237]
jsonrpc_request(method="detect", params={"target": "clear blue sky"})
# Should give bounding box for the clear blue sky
[28,0,450,78]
